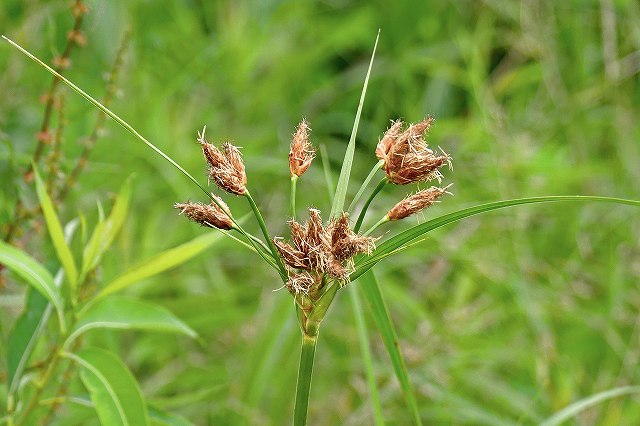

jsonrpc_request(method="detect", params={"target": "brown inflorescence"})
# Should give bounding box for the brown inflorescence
[289,119,315,177]
[174,195,234,230]
[273,209,375,286]
[376,116,451,185]
[198,127,247,195]
[387,185,452,221]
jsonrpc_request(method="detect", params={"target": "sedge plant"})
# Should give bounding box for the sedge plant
[4,31,640,426]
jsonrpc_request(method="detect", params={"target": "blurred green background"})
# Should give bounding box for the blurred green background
[1,0,640,424]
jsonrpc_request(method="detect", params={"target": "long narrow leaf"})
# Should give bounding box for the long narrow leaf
[67,296,197,345]
[67,347,149,426]
[82,177,132,277]
[329,30,380,218]
[7,290,50,397]
[96,231,225,299]
[360,271,422,425]
[34,166,78,291]
[540,386,640,426]
[349,285,385,425]
[352,195,640,281]
[0,240,65,331]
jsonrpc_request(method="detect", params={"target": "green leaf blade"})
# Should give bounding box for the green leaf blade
[352,195,640,281]
[68,347,149,426]
[82,178,132,277]
[360,271,422,425]
[330,30,380,218]
[69,296,197,345]
[34,166,78,291]
[97,231,224,299]
[0,240,66,331]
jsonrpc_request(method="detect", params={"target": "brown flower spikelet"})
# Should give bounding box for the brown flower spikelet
[286,271,316,296]
[174,196,234,230]
[377,116,451,185]
[273,209,375,282]
[198,127,247,195]
[289,119,315,177]
[387,186,451,221]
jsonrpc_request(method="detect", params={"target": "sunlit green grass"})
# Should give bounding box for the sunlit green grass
[1,1,639,424]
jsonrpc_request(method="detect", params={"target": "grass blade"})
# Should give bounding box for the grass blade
[0,241,65,332]
[330,30,380,218]
[540,386,640,426]
[34,166,78,292]
[360,271,422,425]
[67,347,149,426]
[96,230,226,299]
[352,195,640,281]
[349,285,385,425]
[67,296,197,346]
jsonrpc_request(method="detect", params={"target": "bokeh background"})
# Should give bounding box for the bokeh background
[1,0,640,424]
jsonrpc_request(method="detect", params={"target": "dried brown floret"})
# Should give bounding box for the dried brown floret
[286,271,316,296]
[387,185,451,221]
[198,127,247,195]
[289,119,315,177]
[174,196,234,230]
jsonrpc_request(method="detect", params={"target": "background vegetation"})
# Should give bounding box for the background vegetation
[1,0,639,424]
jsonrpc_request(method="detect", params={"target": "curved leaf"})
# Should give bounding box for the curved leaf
[97,231,224,299]
[68,296,197,345]
[360,271,422,425]
[352,195,640,281]
[67,347,149,426]
[34,166,78,292]
[7,290,50,397]
[82,178,132,278]
[0,240,65,331]
[540,386,640,426]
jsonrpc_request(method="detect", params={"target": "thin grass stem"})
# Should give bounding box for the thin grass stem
[347,159,384,213]
[363,215,389,236]
[293,333,318,426]
[354,178,388,233]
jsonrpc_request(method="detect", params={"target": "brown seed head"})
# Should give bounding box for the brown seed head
[286,271,316,296]
[274,209,375,283]
[376,116,451,185]
[289,119,315,177]
[387,185,451,221]
[198,127,247,195]
[174,196,234,230]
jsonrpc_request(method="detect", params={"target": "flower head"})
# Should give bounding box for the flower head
[387,185,452,221]
[273,209,375,283]
[198,127,247,195]
[289,119,315,177]
[376,116,451,185]
[174,195,234,230]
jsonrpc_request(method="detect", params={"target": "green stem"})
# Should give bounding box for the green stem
[363,215,389,236]
[347,159,384,213]
[293,333,318,426]
[290,175,298,219]
[354,178,388,233]
[244,189,288,280]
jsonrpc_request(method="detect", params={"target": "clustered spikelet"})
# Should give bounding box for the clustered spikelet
[289,119,315,177]
[274,209,375,288]
[376,116,451,185]
[387,185,452,221]
[198,127,247,195]
[174,195,234,230]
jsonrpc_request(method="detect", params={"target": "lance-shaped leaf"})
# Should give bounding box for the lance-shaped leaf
[82,178,131,278]
[66,347,149,426]
[0,240,65,331]
[97,231,224,299]
[67,296,197,345]
[34,166,78,292]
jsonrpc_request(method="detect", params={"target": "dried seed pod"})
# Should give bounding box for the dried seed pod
[289,119,315,177]
[387,186,451,221]
[198,127,247,195]
[174,196,234,230]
